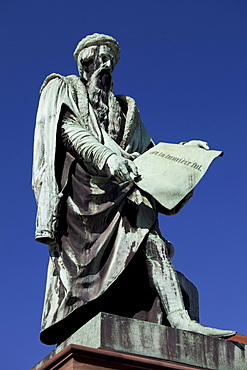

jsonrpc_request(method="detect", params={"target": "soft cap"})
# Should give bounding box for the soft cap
[73,33,120,66]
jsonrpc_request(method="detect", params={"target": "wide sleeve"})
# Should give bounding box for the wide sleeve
[61,110,116,171]
[32,76,80,244]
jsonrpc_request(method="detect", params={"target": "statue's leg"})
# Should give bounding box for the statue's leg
[144,231,236,338]
[145,231,185,315]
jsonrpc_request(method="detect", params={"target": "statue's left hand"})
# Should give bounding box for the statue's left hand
[180,140,210,150]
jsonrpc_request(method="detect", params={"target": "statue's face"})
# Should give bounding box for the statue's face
[79,45,116,82]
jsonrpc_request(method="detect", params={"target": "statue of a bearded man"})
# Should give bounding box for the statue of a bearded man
[32,33,235,345]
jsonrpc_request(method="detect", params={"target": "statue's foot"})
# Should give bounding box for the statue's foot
[167,309,236,338]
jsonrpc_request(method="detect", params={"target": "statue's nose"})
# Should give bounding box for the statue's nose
[101,59,112,70]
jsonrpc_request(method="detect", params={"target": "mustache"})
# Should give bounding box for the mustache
[88,65,113,92]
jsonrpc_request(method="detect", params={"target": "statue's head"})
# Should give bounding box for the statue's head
[74,33,120,82]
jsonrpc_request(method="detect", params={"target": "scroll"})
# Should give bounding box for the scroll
[134,142,223,211]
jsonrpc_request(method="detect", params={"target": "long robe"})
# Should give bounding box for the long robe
[33,74,164,345]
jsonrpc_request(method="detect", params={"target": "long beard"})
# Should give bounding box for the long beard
[87,68,124,144]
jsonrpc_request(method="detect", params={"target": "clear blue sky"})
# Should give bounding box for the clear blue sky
[0,1,246,369]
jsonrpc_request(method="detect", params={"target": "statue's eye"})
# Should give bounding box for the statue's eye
[82,58,94,67]
[101,55,108,63]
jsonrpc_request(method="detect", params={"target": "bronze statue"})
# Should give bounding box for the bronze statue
[32,33,235,345]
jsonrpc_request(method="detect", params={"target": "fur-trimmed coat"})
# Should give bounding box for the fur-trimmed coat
[32,75,159,344]
[32,74,152,243]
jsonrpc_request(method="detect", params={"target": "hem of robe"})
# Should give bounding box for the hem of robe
[40,244,166,345]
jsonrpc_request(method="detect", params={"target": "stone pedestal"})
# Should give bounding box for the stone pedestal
[31,312,247,370]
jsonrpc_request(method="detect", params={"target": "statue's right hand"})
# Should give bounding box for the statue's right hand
[105,154,138,183]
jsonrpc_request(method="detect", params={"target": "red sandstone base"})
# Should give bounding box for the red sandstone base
[228,334,247,344]
[33,344,209,370]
